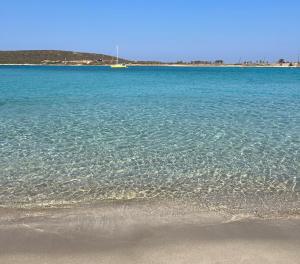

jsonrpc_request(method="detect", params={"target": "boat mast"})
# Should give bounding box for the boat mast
[116,45,119,64]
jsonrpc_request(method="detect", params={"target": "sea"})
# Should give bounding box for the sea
[0,66,299,213]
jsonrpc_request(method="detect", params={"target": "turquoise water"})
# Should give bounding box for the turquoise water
[0,66,299,211]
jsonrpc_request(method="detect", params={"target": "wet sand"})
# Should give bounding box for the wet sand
[0,202,299,264]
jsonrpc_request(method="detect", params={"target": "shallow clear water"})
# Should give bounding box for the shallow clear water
[0,66,299,211]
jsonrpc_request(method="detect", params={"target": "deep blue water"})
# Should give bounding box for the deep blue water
[0,66,299,210]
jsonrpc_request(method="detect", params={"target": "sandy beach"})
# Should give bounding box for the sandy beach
[1,0,300,263]
[1,65,300,263]
[0,202,299,264]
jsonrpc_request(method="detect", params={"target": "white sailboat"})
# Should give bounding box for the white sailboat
[110,46,127,68]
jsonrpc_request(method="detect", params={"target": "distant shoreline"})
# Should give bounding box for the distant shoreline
[1,50,299,68]
[1,63,299,68]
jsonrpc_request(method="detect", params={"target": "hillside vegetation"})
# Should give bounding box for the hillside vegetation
[0,50,131,65]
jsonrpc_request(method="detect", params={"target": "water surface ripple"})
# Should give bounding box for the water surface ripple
[0,66,299,212]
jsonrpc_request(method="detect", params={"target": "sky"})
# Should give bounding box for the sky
[1,0,300,63]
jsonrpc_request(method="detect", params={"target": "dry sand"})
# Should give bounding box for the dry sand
[0,201,299,264]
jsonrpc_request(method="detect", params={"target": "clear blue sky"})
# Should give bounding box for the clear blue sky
[1,0,300,62]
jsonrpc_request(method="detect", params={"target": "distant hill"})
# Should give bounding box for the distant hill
[0,50,229,66]
[0,50,132,65]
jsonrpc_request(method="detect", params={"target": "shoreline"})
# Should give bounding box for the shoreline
[1,192,299,217]
[0,63,299,68]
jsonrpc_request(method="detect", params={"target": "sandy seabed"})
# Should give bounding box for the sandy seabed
[0,201,299,264]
